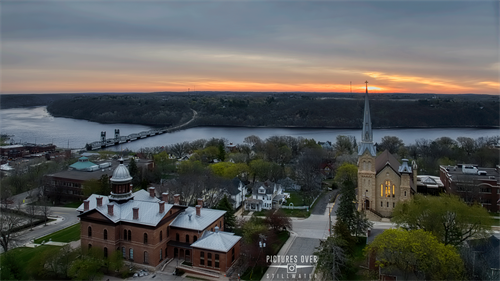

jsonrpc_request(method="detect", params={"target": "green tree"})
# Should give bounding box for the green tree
[314,236,348,281]
[68,248,104,281]
[249,159,271,181]
[82,174,111,197]
[334,163,358,233]
[177,160,205,175]
[377,136,404,154]
[366,229,466,280]
[216,195,236,229]
[128,157,138,178]
[392,194,492,246]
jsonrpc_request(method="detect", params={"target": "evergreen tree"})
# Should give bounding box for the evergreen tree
[335,178,357,232]
[216,195,236,230]
[128,157,138,178]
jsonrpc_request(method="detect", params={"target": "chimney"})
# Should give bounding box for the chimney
[197,198,203,208]
[174,194,180,205]
[107,204,114,216]
[149,187,155,198]
[96,196,103,207]
[162,192,169,203]
[84,200,89,211]
[159,201,165,213]
[133,207,139,219]
[214,226,219,233]
[188,214,192,221]
[196,205,201,216]
[129,184,133,192]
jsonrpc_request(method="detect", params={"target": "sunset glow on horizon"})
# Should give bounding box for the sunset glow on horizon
[2,1,498,95]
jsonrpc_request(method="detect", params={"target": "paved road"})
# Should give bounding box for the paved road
[3,206,80,252]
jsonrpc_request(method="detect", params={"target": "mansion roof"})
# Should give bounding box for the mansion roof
[191,228,241,252]
[170,207,226,231]
[77,190,173,226]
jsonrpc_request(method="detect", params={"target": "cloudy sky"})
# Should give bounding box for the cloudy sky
[1,0,499,94]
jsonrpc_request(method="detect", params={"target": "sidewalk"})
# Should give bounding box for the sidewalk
[262,231,298,278]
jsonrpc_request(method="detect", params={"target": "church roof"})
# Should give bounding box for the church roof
[375,150,401,175]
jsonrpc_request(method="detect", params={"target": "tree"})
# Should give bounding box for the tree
[314,236,348,281]
[264,209,292,232]
[128,157,138,178]
[294,147,323,192]
[334,163,358,233]
[82,174,111,197]
[0,206,24,252]
[392,194,492,246]
[37,198,52,226]
[377,136,404,154]
[216,195,236,229]
[68,248,104,281]
[366,229,465,280]
[168,141,190,158]
[333,135,357,156]
[351,210,373,237]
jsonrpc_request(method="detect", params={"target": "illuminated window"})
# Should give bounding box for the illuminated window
[384,181,391,197]
[380,184,383,197]
[392,185,395,197]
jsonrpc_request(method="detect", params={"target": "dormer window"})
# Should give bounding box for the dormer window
[259,187,265,194]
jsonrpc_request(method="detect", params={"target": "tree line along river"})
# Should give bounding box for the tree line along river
[1,106,498,151]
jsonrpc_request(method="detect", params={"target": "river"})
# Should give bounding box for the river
[0,106,498,151]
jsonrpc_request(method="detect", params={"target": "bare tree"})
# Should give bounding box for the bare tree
[0,204,25,252]
[294,147,323,192]
[37,198,52,226]
[168,141,190,158]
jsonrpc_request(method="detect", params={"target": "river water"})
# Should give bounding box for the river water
[1,106,498,151]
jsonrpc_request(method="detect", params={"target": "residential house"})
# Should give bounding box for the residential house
[244,181,283,212]
[225,178,247,209]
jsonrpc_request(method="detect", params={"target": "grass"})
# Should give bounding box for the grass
[63,201,83,208]
[0,245,62,279]
[252,210,269,216]
[285,191,306,206]
[281,208,310,218]
[34,223,81,244]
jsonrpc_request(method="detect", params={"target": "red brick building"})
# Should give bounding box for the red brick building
[77,159,241,273]
[440,164,500,212]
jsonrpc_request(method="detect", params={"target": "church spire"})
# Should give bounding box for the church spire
[362,81,372,142]
[358,81,376,156]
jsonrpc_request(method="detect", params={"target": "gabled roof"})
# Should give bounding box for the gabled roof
[77,190,170,227]
[191,229,241,252]
[169,207,225,231]
[375,150,401,175]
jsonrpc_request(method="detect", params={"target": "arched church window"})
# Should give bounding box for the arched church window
[384,180,391,197]
[392,184,395,197]
[380,184,383,197]
[368,162,371,170]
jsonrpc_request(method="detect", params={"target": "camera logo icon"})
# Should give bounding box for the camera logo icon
[287,263,297,274]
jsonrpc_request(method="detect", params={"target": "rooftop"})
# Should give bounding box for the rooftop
[440,165,499,184]
[170,207,225,231]
[191,229,241,252]
[77,190,173,227]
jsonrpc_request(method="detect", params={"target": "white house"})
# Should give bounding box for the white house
[245,181,284,212]
[226,178,247,209]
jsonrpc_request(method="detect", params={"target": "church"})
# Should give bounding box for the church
[357,82,417,219]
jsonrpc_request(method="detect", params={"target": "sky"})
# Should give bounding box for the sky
[1,0,499,95]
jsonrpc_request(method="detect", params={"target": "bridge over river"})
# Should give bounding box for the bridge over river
[86,109,197,150]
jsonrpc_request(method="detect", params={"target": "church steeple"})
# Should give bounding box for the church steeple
[362,81,373,143]
[358,81,376,156]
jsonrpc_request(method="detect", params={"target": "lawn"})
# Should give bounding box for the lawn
[0,245,62,279]
[63,201,83,208]
[34,223,81,244]
[285,191,306,206]
[280,208,310,218]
